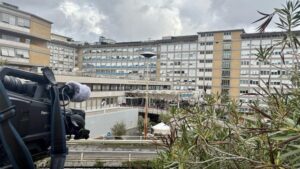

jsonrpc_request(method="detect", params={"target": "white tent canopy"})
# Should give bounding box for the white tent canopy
[151,122,170,135]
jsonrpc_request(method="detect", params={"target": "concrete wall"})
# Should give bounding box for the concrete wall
[85,108,139,138]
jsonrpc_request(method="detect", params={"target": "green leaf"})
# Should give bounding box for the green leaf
[271,134,298,141]
[284,117,296,126]
[280,148,300,160]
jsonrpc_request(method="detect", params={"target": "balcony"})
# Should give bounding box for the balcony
[0,22,30,34]
[0,39,30,49]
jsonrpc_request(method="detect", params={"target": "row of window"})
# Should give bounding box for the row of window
[198,77,212,80]
[199,59,213,63]
[199,42,213,46]
[83,48,155,54]
[198,85,212,89]
[240,80,259,85]
[160,63,197,66]
[199,32,231,37]
[199,68,212,72]
[83,55,156,60]
[0,47,29,58]
[199,50,213,54]
[241,70,286,76]
[161,44,198,51]
[0,12,30,28]
[0,33,31,44]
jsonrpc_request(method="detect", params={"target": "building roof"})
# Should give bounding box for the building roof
[0,2,53,24]
[49,39,79,48]
[241,30,300,38]
[197,29,245,34]
[80,35,198,49]
[51,33,73,41]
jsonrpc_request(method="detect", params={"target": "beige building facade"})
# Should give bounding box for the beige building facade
[0,2,51,70]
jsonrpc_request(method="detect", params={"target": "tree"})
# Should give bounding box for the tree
[137,116,156,135]
[137,116,148,134]
[154,1,300,168]
[159,113,172,124]
[111,121,126,138]
[0,60,7,66]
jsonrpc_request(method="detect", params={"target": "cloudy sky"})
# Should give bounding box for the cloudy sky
[6,0,284,42]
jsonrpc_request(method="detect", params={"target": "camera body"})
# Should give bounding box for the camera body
[0,67,89,167]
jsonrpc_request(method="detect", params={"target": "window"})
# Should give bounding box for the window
[1,34,20,42]
[16,49,29,58]
[190,44,197,50]
[224,32,231,36]
[242,41,251,48]
[241,70,249,75]
[206,51,213,54]
[1,47,8,56]
[240,80,249,84]
[223,51,231,59]
[241,61,250,65]
[221,79,230,86]
[199,77,212,80]
[251,70,259,75]
[175,44,181,51]
[223,43,231,50]
[161,45,167,52]
[222,61,230,68]
[206,42,213,45]
[270,81,281,85]
[182,44,189,51]
[222,70,230,77]
[1,13,9,23]
[8,48,15,57]
[17,17,30,28]
[8,15,16,25]
[174,61,181,65]
[240,90,249,94]
[271,70,281,75]
[199,85,211,89]
[168,45,174,51]
[250,80,259,85]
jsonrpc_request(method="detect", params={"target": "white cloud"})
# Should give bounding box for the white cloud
[57,0,106,39]
[103,0,183,41]
[8,0,285,42]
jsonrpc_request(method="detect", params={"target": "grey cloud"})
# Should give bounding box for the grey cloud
[4,0,288,42]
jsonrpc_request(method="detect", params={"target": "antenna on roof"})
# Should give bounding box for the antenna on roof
[2,2,18,9]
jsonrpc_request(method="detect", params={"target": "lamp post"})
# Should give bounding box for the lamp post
[140,51,155,138]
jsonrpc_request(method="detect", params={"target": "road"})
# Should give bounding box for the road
[67,150,159,161]
[62,140,164,166]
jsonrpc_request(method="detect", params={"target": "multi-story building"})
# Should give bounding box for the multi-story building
[239,31,295,112]
[0,2,51,71]
[55,75,171,112]
[48,33,78,74]
[159,35,198,91]
[200,30,244,99]
[2,2,300,113]
[80,29,244,98]
[80,41,158,80]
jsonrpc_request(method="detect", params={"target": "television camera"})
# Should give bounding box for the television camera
[0,67,90,169]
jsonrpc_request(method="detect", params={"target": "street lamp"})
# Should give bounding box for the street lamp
[140,50,155,138]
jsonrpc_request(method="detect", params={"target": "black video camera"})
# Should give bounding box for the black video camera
[0,67,89,169]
